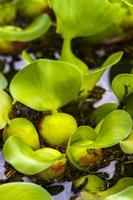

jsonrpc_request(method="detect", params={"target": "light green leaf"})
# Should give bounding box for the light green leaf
[90,110,132,148]
[10,59,82,111]
[49,0,120,39]
[0,14,51,42]
[69,126,97,147]
[67,110,132,170]
[3,118,40,150]
[22,51,34,64]
[100,177,133,198]
[0,90,12,129]
[103,186,133,200]
[3,136,62,175]
[0,182,52,200]
[75,178,133,200]
[122,0,133,6]
[0,2,16,25]
[0,73,8,89]
[112,73,133,100]
[92,103,118,123]
[73,175,104,193]
[16,0,48,18]
[81,51,123,96]
[66,126,98,170]
[120,130,133,153]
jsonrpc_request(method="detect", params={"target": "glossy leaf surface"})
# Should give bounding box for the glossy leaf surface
[3,136,62,175]
[73,175,104,193]
[0,182,52,200]
[0,14,51,42]
[120,130,133,153]
[0,73,8,89]
[90,110,132,148]
[67,110,132,169]
[81,51,123,96]
[100,177,133,197]
[92,103,118,123]
[112,73,133,100]
[49,0,120,38]
[3,118,40,150]
[122,0,133,6]
[10,59,82,111]
[0,90,12,129]
[104,186,133,200]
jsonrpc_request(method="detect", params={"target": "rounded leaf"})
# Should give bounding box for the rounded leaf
[49,0,120,38]
[73,175,105,193]
[120,130,133,153]
[104,186,133,200]
[0,90,12,129]
[0,182,52,200]
[90,110,133,148]
[3,136,62,175]
[10,59,82,111]
[112,74,133,100]
[0,73,8,90]
[3,118,40,150]
[92,103,118,123]
[0,14,51,42]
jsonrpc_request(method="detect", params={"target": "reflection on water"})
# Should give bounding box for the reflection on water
[0,152,6,181]
[97,161,118,180]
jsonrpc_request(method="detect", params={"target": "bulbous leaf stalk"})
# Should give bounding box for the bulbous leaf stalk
[39,112,77,146]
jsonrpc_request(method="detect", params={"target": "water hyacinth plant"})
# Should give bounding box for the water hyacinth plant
[0,0,133,199]
[74,177,133,200]
[66,110,132,170]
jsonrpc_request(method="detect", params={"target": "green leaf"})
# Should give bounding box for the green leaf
[3,118,40,150]
[75,191,96,200]
[103,186,133,200]
[90,110,132,148]
[3,136,62,175]
[100,177,133,198]
[92,103,118,123]
[0,90,12,129]
[125,93,133,118]
[0,14,51,42]
[75,178,133,200]
[69,126,97,147]
[66,126,98,170]
[10,59,82,111]
[120,130,133,153]
[122,0,133,6]
[0,2,16,25]
[67,110,132,170]
[73,175,105,193]
[22,51,34,63]
[81,51,123,96]
[0,73,8,89]
[0,182,52,200]
[112,73,133,100]
[49,0,120,39]
[16,0,48,18]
